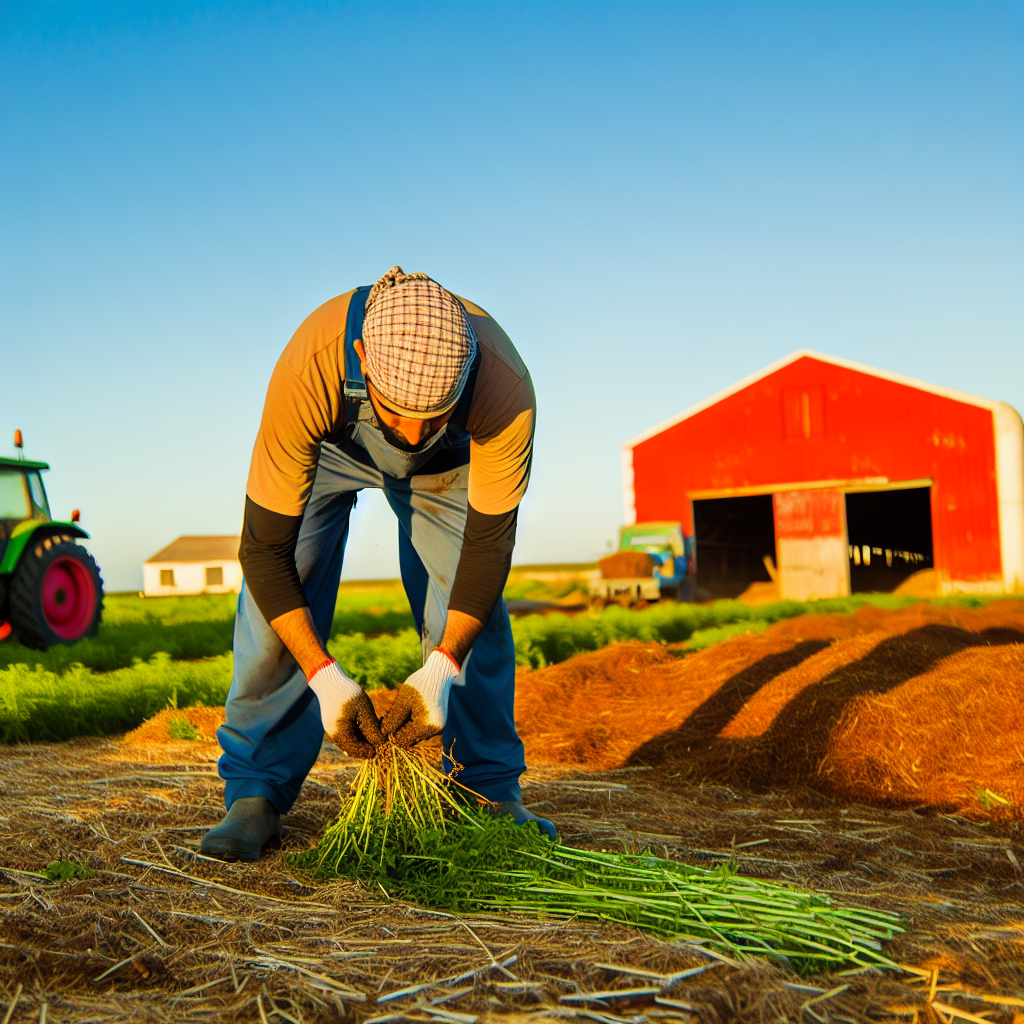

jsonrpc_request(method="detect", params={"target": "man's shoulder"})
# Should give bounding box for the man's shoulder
[454,294,528,381]
[455,294,491,319]
[278,290,356,376]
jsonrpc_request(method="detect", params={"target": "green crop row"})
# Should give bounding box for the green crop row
[3,587,1007,677]
[0,588,417,675]
[3,592,1016,745]
[0,653,233,744]
[508,592,1008,668]
[0,569,588,674]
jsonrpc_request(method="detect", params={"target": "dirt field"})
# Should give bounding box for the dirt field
[1,602,1022,1023]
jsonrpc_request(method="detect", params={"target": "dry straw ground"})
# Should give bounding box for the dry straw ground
[515,601,1024,820]
[1,602,1022,1023]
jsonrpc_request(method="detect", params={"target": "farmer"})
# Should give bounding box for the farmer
[201,267,555,861]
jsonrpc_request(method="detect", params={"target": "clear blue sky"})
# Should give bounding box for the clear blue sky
[2,1,1021,591]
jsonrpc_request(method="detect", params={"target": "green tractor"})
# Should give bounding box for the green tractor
[0,431,103,650]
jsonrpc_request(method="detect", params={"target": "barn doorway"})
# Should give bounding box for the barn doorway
[692,494,776,600]
[845,487,933,593]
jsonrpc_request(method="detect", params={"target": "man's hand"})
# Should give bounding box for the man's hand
[268,606,382,757]
[307,659,384,758]
[381,609,483,748]
[381,648,461,748]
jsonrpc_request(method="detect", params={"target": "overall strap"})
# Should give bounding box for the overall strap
[342,286,372,426]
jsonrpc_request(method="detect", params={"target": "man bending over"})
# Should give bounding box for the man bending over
[200,267,554,861]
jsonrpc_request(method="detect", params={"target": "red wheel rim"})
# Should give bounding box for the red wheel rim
[41,556,96,641]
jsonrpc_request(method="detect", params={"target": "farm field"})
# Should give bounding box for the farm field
[0,590,1022,1022]
[0,572,1012,742]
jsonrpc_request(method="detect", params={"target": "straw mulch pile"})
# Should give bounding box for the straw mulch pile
[1,728,1023,1022]
[514,601,1024,820]
[124,706,226,747]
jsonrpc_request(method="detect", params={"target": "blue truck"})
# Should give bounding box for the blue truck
[589,521,696,606]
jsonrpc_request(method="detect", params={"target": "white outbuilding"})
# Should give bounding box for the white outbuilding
[143,536,243,597]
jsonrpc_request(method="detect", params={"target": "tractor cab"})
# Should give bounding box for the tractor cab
[0,457,53,557]
[0,432,102,650]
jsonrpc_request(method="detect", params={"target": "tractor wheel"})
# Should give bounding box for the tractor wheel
[10,535,104,650]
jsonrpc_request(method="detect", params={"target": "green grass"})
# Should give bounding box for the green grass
[508,592,1015,668]
[0,653,232,743]
[0,593,238,674]
[0,585,416,674]
[0,633,423,744]
[43,860,93,882]
[0,586,1018,743]
[327,629,423,689]
[684,619,772,650]
[167,716,201,741]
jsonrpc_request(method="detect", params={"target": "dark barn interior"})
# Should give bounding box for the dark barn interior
[845,487,933,593]
[693,494,776,601]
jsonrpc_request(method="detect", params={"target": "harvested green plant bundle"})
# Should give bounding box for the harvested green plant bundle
[291,744,904,972]
[308,741,486,872]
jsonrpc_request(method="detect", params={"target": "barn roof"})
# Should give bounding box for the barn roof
[146,536,240,563]
[624,349,1006,450]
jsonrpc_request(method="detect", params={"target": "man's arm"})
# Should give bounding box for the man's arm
[269,606,331,677]
[241,497,384,756]
[240,499,338,674]
[407,503,519,667]
[443,503,518,662]
[239,496,315,661]
[437,608,485,666]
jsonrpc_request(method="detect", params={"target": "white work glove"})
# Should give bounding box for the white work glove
[381,648,460,748]
[307,659,384,759]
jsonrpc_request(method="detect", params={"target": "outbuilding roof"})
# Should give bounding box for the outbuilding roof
[146,536,240,564]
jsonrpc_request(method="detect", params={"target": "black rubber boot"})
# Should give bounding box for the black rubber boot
[486,800,558,841]
[199,797,282,862]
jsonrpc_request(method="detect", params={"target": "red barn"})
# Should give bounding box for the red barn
[622,351,1024,601]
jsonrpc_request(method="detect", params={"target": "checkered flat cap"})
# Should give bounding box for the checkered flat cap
[361,266,477,419]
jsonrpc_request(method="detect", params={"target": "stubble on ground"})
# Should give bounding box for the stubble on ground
[0,732,1021,1024]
